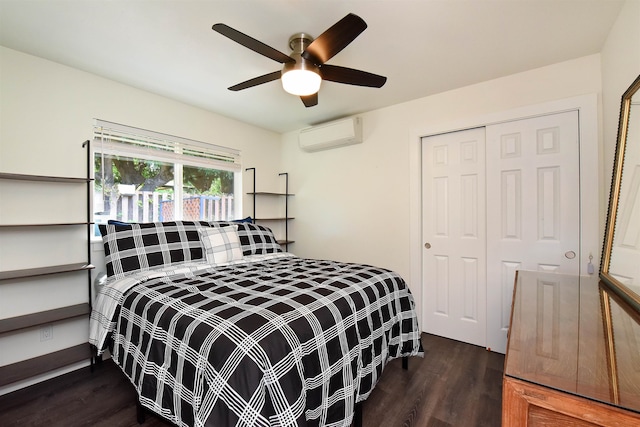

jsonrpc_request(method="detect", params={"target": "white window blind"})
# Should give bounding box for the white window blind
[93,120,241,172]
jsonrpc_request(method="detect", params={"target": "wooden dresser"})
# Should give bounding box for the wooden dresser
[503,271,640,426]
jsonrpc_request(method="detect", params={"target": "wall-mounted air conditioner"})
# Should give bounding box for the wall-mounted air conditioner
[298,117,363,152]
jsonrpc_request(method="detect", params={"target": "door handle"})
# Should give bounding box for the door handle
[565,251,576,259]
[424,243,431,249]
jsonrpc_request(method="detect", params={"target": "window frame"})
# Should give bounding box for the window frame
[92,120,242,227]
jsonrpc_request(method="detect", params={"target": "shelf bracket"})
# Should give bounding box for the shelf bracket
[279,172,289,251]
[245,167,256,222]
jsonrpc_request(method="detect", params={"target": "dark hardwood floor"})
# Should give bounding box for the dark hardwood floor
[0,334,504,426]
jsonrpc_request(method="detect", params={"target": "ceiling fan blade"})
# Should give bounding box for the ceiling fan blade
[213,23,294,64]
[300,93,318,107]
[302,13,367,65]
[320,65,387,88]
[228,71,282,91]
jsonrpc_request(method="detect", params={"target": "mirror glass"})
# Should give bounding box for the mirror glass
[601,74,640,310]
[599,284,640,410]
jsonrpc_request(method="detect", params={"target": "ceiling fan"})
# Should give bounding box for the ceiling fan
[212,13,387,107]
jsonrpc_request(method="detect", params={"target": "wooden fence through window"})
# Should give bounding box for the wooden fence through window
[108,192,235,223]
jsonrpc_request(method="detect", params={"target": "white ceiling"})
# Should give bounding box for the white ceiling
[0,0,624,133]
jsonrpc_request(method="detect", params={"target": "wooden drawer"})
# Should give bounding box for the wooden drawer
[503,377,640,427]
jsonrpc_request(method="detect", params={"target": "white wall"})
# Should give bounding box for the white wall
[0,46,282,394]
[281,54,603,289]
[0,47,282,181]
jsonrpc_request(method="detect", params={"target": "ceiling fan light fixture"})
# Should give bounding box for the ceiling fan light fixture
[282,68,321,96]
[281,33,321,96]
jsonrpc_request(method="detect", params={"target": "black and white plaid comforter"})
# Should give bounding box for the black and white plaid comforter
[90,254,423,427]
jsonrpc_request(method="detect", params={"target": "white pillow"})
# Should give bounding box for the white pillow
[198,225,243,264]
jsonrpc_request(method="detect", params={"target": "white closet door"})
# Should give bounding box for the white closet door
[485,110,580,353]
[421,128,487,347]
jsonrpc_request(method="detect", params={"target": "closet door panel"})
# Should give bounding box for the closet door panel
[422,128,487,347]
[486,111,580,353]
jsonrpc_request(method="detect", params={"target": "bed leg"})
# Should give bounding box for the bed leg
[402,356,408,370]
[136,400,145,424]
[353,401,363,427]
[90,345,97,373]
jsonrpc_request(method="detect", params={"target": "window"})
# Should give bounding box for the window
[93,120,241,232]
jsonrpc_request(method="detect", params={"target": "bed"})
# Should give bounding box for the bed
[89,220,423,427]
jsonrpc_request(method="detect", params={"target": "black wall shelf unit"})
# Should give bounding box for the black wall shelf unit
[0,141,94,388]
[245,168,294,250]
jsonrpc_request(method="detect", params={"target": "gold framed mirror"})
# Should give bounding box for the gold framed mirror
[601,74,640,312]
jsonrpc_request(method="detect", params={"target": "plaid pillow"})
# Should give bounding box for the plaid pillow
[99,221,216,279]
[198,225,243,264]
[235,222,283,256]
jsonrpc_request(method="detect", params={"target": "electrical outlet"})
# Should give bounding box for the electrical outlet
[40,325,53,342]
